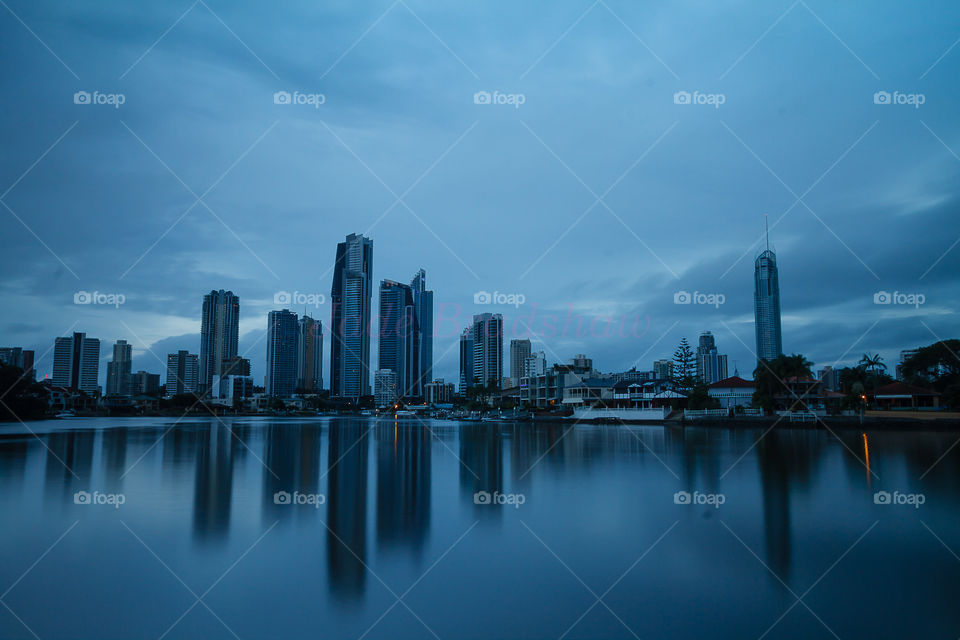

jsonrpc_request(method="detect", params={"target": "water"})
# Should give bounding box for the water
[1,417,958,639]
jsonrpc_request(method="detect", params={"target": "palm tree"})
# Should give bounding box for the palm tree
[858,353,886,376]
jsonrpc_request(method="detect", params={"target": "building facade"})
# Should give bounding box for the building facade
[471,313,503,389]
[410,269,433,395]
[696,331,729,385]
[297,315,323,392]
[330,233,373,398]
[53,332,100,393]
[200,290,240,393]
[0,347,35,380]
[374,369,399,408]
[509,339,532,387]
[266,309,299,398]
[754,244,783,363]
[424,379,455,404]
[106,339,133,396]
[458,326,474,394]
[130,370,161,395]
[166,350,199,396]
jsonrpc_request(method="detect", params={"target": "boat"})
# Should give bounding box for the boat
[394,410,416,417]
[55,410,77,419]
[359,410,374,416]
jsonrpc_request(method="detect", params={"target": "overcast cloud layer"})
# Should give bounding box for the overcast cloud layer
[1,0,958,386]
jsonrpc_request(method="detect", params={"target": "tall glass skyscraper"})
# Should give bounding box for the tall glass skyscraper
[200,290,239,393]
[53,332,100,393]
[330,233,373,399]
[106,339,132,396]
[296,315,323,392]
[266,309,299,398]
[410,269,433,395]
[471,313,503,389]
[754,235,783,363]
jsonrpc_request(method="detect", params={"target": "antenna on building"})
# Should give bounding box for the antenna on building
[765,214,769,252]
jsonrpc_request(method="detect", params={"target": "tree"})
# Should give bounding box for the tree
[752,353,813,412]
[0,364,48,420]
[858,353,886,376]
[687,384,720,410]
[672,338,696,389]
[900,339,960,410]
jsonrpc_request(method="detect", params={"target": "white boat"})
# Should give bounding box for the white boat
[55,411,78,418]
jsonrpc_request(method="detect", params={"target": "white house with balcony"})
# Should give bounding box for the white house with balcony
[707,376,756,409]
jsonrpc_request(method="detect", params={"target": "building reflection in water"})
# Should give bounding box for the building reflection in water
[193,424,235,544]
[459,424,503,519]
[326,422,369,602]
[101,428,127,493]
[44,430,95,502]
[376,422,430,557]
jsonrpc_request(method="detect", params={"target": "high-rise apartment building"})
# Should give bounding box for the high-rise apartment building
[330,233,373,398]
[200,290,239,392]
[297,315,323,392]
[374,369,399,408]
[696,331,728,385]
[509,339,532,387]
[754,225,782,363]
[653,359,674,380]
[53,332,100,393]
[471,313,503,389]
[266,309,299,398]
[106,339,133,396]
[166,350,199,396]
[410,269,433,395]
[459,326,474,394]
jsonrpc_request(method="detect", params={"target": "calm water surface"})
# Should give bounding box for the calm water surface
[1,417,958,639]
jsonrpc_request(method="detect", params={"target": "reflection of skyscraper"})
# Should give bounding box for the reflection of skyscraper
[754,225,782,363]
[330,234,373,399]
[327,423,369,601]
[376,424,431,555]
[297,315,323,392]
[200,290,240,393]
[460,423,503,520]
[53,332,100,393]
[106,339,132,396]
[266,310,298,398]
[193,425,234,544]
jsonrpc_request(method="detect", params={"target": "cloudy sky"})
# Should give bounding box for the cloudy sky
[1,0,958,388]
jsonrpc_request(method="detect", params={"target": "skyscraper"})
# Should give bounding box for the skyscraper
[297,315,323,392]
[166,350,199,396]
[509,339,532,387]
[378,280,417,398]
[754,222,783,363]
[0,347,35,380]
[696,331,728,385]
[106,339,133,396]
[53,332,100,393]
[410,269,433,395]
[267,309,299,398]
[330,233,373,399]
[472,313,503,389]
[459,326,474,394]
[200,290,240,393]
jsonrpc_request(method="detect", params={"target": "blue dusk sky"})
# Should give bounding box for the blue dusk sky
[1,0,958,386]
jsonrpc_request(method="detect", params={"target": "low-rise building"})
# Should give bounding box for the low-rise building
[707,376,756,409]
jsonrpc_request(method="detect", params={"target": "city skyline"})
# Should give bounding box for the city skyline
[2,3,957,394]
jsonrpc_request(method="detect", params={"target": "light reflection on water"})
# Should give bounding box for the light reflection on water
[1,416,959,639]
